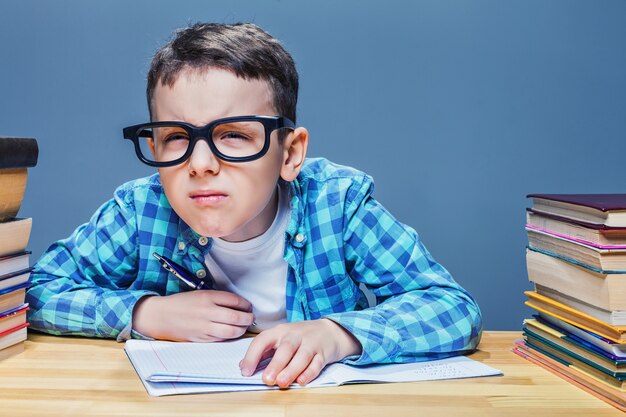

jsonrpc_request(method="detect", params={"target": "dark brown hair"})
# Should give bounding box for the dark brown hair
[147,23,299,123]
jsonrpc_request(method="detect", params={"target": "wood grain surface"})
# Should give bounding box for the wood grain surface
[0,331,623,417]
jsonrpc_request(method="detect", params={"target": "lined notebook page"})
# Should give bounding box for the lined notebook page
[125,338,502,396]
[324,356,502,384]
[126,337,265,383]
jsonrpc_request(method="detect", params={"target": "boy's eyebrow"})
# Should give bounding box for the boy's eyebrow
[155,115,216,126]
[154,114,186,123]
[215,121,257,128]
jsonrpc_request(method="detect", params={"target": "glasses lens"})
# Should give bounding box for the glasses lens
[135,125,190,164]
[211,121,266,159]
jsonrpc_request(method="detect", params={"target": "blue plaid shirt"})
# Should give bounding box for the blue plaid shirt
[27,158,482,365]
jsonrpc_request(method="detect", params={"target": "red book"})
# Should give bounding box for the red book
[0,304,28,334]
[0,321,28,338]
[0,321,28,360]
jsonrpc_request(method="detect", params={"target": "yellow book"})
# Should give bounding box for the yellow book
[525,290,626,343]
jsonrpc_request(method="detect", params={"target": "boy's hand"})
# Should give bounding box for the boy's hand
[239,319,362,388]
[132,291,255,342]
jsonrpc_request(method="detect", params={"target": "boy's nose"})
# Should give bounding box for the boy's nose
[187,138,220,175]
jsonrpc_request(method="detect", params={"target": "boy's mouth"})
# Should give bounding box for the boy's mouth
[189,190,228,204]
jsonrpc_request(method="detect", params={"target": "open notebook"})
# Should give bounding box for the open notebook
[125,338,502,396]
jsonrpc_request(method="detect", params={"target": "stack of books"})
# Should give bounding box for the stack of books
[0,137,38,360]
[513,193,626,412]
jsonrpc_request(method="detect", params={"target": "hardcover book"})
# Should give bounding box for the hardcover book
[0,252,31,277]
[0,137,38,221]
[0,304,28,334]
[535,285,626,326]
[0,269,32,292]
[0,137,38,169]
[513,339,626,411]
[526,249,626,312]
[537,313,626,357]
[0,283,29,316]
[524,290,626,343]
[524,331,626,380]
[0,324,28,361]
[524,319,626,369]
[527,209,626,232]
[0,218,32,257]
[0,169,28,221]
[528,194,626,228]
[527,228,626,272]
[527,211,626,246]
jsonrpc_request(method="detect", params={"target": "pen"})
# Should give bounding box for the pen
[153,252,212,290]
[153,252,256,326]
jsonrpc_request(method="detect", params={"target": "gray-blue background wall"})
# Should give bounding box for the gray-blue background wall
[1,0,625,330]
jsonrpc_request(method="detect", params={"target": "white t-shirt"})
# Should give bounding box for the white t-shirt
[204,184,290,333]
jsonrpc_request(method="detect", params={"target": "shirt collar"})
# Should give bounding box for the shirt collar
[285,178,307,248]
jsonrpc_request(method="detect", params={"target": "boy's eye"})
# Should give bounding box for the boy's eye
[163,133,190,142]
[218,131,252,141]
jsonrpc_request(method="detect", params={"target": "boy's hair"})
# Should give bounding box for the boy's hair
[147,22,299,124]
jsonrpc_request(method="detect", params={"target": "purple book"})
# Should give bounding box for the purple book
[527,194,626,228]
[526,209,626,231]
[527,194,626,211]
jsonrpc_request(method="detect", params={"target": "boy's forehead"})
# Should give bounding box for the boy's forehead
[152,68,276,123]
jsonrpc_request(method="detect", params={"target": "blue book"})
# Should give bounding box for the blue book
[530,316,626,362]
[0,267,33,292]
[524,326,626,378]
[0,281,29,316]
[0,251,31,277]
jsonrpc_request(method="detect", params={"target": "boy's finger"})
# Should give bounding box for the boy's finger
[210,307,255,326]
[203,322,249,340]
[210,291,253,312]
[261,339,300,386]
[296,353,326,386]
[275,346,315,388]
[240,334,275,377]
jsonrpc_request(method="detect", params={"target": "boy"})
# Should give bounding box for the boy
[27,23,482,388]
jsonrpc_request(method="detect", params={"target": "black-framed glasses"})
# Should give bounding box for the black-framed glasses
[122,115,295,167]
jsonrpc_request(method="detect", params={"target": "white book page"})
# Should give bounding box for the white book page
[322,356,502,385]
[125,339,502,396]
[139,380,279,397]
[126,338,266,384]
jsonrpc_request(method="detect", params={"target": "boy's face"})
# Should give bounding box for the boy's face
[152,68,300,242]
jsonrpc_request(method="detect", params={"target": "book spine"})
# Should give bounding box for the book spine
[0,138,39,168]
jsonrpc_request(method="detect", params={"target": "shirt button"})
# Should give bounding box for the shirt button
[198,236,209,246]
[196,269,207,279]
[178,241,186,251]
[295,233,305,243]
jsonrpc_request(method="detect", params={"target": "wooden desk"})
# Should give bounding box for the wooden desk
[0,331,623,416]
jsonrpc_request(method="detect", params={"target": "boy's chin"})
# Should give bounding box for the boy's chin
[187,217,258,242]
[188,221,229,239]
[189,222,245,241]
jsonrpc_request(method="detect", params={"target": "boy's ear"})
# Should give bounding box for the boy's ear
[148,138,156,158]
[280,127,308,182]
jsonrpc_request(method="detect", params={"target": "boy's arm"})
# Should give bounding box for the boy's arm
[324,180,483,366]
[240,176,482,387]
[26,197,158,341]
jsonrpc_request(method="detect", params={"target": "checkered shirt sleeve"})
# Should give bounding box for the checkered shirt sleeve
[324,176,482,366]
[26,194,158,340]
